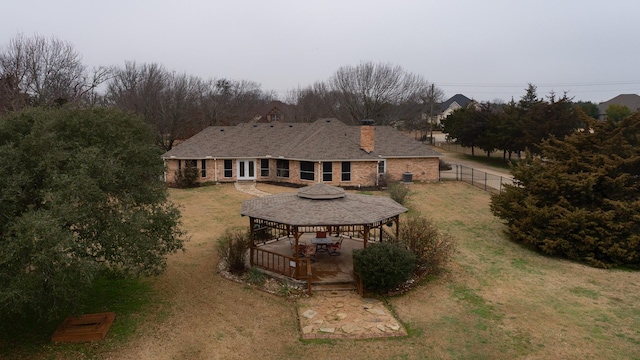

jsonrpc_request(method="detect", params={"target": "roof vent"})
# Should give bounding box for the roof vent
[270,125,274,128]
[361,119,374,126]
[288,125,293,128]
[253,124,258,127]
[220,129,224,132]
[297,183,345,200]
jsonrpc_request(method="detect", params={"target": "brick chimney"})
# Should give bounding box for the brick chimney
[360,119,375,153]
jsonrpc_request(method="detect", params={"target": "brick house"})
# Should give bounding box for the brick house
[162,118,441,187]
[252,100,293,123]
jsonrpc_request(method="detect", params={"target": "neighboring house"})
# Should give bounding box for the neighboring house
[429,94,473,126]
[162,118,441,187]
[252,100,293,123]
[598,94,640,121]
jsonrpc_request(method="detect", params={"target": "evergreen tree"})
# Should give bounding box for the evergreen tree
[498,100,526,159]
[520,92,581,154]
[518,83,542,112]
[442,105,484,156]
[0,107,186,321]
[491,112,640,268]
[474,102,499,157]
[441,106,471,143]
[575,101,600,119]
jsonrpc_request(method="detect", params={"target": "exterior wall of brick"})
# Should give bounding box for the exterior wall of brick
[385,157,439,182]
[165,158,238,184]
[164,157,439,186]
[360,126,375,153]
[346,161,377,187]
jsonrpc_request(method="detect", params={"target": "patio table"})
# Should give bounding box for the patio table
[311,237,332,252]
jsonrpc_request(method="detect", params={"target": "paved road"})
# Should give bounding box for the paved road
[428,135,514,192]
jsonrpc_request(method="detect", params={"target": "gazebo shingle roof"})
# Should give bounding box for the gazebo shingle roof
[241,184,408,226]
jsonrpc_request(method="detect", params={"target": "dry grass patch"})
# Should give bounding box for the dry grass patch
[20,181,640,359]
[392,182,640,359]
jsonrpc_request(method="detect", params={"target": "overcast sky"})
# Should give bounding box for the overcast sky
[3,0,639,103]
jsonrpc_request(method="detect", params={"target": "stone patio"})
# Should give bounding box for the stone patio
[297,291,407,339]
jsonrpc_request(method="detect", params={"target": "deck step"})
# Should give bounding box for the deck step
[311,282,357,292]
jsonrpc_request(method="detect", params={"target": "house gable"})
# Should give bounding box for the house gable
[431,94,473,125]
[598,94,640,120]
[253,100,292,123]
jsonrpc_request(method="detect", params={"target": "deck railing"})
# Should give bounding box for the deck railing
[250,247,312,293]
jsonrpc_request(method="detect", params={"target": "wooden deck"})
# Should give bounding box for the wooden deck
[253,236,364,284]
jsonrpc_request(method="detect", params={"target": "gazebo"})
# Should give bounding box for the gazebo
[240,184,408,290]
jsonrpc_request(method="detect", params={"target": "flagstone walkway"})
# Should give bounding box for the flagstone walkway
[297,291,407,340]
[234,181,271,197]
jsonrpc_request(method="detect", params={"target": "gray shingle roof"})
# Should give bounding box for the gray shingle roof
[240,184,408,226]
[162,118,440,160]
[598,94,640,115]
[439,94,472,113]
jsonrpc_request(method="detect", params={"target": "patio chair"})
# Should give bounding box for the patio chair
[290,238,307,257]
[304,244,317,261]
[328,237,343,256]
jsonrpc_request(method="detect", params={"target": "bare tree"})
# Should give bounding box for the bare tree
[0,73,29,113]
[285,82,336,122]
[421,83,445,138]
[107,62,206,150]
[107,62,275,150]
[0,33,100,108]
[326,62,437,125]
[157,71,208,149]
[201,78,273,126]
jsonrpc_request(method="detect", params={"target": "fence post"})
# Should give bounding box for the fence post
[306,259,312,295]
[484,172,487,191]
[471,168,474,186]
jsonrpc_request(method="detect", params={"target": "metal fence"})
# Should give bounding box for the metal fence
[436,142,507,159]
[440,164,512,193]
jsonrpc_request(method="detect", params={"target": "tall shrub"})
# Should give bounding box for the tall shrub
[353,242,416,294]
[217,228,251,275]
[398,215,456,275]
[388,182,410,205]
[174,163,199,188]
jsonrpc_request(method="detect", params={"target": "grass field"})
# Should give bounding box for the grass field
[8,181,640,359]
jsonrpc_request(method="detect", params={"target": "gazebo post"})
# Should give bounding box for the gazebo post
[363,224,369,249]
[249,217,256,267]
[394,215,400,239]
[293,226,301,278]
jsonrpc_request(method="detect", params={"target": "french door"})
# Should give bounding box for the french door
[237,159,256,180]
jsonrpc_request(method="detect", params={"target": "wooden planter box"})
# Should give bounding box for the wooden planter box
[51,312,115,343]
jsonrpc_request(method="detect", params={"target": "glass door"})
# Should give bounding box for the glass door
[237,159,256,180]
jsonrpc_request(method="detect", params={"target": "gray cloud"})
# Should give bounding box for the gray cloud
[3,0,639,103]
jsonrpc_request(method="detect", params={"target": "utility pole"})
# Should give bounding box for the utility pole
[429,84,435,145]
